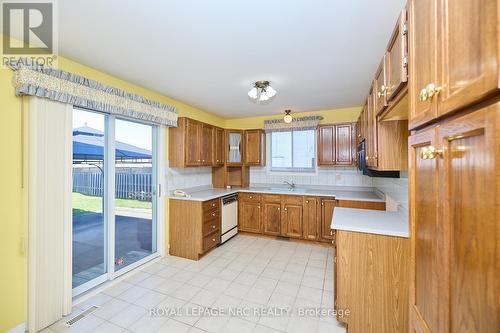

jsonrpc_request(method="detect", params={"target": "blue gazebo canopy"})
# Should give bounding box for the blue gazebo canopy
[73,126,152,162]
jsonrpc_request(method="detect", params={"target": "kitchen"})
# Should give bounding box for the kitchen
[0,1,498,333]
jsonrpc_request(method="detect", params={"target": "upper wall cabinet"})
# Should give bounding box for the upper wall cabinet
[226,130,244,166]
[244,129,265,166]
[169,117,217,168]
[317,123,356,166]
[385,8,408,102]
[214,127,224,166]
[374,57,388,115]
[409,0,500,130]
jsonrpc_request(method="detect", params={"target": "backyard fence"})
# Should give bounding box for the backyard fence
[73,170,153,201]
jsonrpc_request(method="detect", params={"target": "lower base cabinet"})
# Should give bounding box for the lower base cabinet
[169,198,221,260]
[335,230,409,333]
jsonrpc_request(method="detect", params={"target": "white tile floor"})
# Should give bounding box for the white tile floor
[43,235,346,333]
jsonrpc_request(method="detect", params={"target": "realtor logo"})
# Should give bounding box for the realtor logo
[1,0,57,67]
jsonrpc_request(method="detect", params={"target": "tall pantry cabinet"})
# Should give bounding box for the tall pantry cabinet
[408,0,499,332]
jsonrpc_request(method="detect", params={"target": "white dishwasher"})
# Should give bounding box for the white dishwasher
[221,194,238,243]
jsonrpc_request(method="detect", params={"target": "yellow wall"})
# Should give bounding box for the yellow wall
[224,106,362,129]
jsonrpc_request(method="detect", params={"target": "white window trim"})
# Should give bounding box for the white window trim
[266,132,319,176]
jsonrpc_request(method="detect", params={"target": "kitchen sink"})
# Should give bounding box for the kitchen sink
[267,187,308,193]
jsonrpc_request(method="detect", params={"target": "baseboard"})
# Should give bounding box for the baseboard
[5,322,26,333]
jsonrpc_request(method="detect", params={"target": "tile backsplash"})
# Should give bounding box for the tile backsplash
[372,172,408,212]
[249,166,373,187]
[166,167,212,191]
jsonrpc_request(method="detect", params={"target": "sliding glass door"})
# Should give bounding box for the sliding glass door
[72,108,159,295]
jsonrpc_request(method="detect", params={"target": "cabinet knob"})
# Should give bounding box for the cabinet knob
[257,159,260,163]
[249,196,252,199]
[212,213,216,217]
[212,238,216,242]
[202,160,205,162]
[420,146,442,160]
[419,83,442,102]
[330,231,333,236]
[278,207,280,211]
[212,203,216,207]
[284,208,287,211]
[212,225,216,229]
[258,205,261,209]
[197,159,201,162]
[305,200,309,203]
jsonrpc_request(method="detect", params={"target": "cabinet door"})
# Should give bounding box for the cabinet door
[238,201,261,233]
[318,125,335,165]
[438,0,500,117]
[335,123,354,165]
[262,202,281,235]
[227,131,243,165]
[185,119,201,166]
[408,128,440,333]
[244,130,263,165]
[303,197,319,240]
[320,198,336,241]
[200,124,214,166]
[386,8,408,101]
[281,204,303,238]
[437,103,499,333]
[214,127,224,166]
[374,57,388,114]
[408,0,438,129]
[366,85,378,167]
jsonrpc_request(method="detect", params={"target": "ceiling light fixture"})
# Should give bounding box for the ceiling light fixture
[283,110,293,124]
[248,80,277,102]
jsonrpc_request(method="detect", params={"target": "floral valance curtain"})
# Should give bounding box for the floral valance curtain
[11,62,178,127]
[263,115,323,132]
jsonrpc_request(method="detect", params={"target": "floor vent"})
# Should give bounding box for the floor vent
[66,306,99,326]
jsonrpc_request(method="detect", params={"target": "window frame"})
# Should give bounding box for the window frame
[268,129,317,173]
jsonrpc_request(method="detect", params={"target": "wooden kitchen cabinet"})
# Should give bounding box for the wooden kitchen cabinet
[374,57,388,115]
[262,194,282,236]
[409,103,500,333]
[238,193,261,233]
[169,198,221,260]
[409,0,499,130]
[336,230,409,332]
[320,198,336,241]
[169,117,216,167]
[318,123,356,166]
[385,8,408,102]
[317,125,335,165]
[200,123,214,166]
[280,196,303,238]
[226,130,244,166]
[303,196,319,240]
[213,127,224,166]
[244,129,265,166]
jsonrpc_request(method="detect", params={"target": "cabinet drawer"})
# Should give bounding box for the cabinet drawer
[202,231,220,252]
[282,195,303,205]
[262,194,281,203]
[239,193,261,202]
[203,198,220,212]
[203,208,220,222]
[203,219,220,236]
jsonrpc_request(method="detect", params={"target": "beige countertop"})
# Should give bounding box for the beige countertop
[331,207,409,238]
[168,185,384,203]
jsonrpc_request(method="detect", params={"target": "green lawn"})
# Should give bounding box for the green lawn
[72,192,152,216]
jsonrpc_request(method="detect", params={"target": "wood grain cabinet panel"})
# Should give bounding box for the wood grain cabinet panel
[335,123,355,165]
[385,8,408,102]
[437,0,500,118]
[262,202,281,236]
[200,124,214,166]
[408,0,438,129]
[213,127,224,166]
[185,119,202,166]
[238,200,261,233]
[303,197,319,240]
[281,203,303,238]
[409,127,440,333]
[317,125,335,165]
[374,57,388,115]
[320,198,336,241]
[244,129,265,166]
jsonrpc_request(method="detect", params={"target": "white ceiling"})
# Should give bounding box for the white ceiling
[58,0,406,118]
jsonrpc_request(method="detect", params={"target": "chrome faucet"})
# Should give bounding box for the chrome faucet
[283,180,296,189]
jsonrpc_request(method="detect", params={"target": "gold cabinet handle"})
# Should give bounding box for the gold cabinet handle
[284,208,287,211]
[212,238,216,242]
[305,200,309,203]
[377,85,386,98]
[212,203,216,207]
[212,213,216,217]
[426,83,442,99]
[212,225,216,229]
[420,146,442,160]
[419,88,429,102]
[278,207,281,211]
[258,205,261,209]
